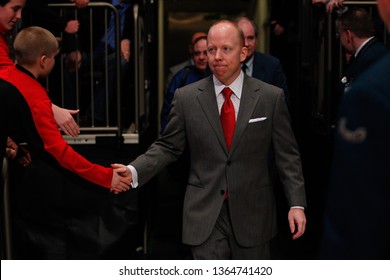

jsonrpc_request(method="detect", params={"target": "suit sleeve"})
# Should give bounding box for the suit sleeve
[29,96,113,189]
[132,88,187,186]
[272,89,306,207]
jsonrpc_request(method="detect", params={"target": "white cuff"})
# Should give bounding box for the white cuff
[127,165,138,188]
[291,206,305,210]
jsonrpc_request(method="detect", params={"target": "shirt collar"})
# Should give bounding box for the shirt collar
[213,71,244,99]
[244,55,254,69]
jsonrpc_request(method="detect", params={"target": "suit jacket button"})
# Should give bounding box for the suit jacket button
[226,160,231,166]
[220,190,225,195]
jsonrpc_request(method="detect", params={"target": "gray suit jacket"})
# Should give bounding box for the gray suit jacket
[132,75,306,247]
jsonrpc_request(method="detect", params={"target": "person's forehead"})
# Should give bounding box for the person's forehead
[209,24,237,38]
[238,20,254,30]
[194,38,207,48]
[8,0,26,6]
[212,22,235,32]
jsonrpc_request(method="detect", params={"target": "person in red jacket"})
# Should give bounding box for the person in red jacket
[1,0,82,169]
[0,26,130,258]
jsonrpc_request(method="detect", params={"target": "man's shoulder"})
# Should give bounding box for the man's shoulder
[0,66,47,101]
[0,66,13,82]
[169,59,192,73]
[173,75,212,98]
[361,38,388,59]
[359,52,390,79]
[254,51,281,65]
[367,37,388,51]
[0,66,34,85]
[181,75,211,90]
[246,74,279,87]
[174,65,195,77]
[349,53,390,100]
[245,75,284,97]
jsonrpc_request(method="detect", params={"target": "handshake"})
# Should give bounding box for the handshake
[110,164,133,194]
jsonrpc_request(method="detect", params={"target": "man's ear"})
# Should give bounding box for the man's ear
[346,30,354,42]
[39,55,47,69]
[240,46,248,62]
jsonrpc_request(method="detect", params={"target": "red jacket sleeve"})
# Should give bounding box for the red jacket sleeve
[30,92,113,189]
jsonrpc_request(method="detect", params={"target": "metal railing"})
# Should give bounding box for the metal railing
[48,2,140,144]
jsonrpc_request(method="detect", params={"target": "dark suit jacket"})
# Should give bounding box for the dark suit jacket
[321,53,390,259]
[131,75,306,247]
[339,37,388,95]
[252,52,289,104]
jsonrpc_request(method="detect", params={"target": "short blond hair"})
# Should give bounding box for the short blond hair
[14,26,58,66]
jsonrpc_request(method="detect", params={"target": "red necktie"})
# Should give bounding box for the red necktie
[220,87,236,152]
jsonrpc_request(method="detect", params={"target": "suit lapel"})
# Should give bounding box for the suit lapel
[197,77,227,153]
[197,76,262,156]
[231,77,261,153]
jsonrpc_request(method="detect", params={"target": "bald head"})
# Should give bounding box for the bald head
[235,17,258,59]
[235,17,258,37]
[208,20,245,47]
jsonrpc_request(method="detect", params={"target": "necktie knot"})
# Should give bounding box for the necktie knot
[222,87,233,99]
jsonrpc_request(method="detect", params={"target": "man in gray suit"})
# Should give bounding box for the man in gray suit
[114,20,306,259]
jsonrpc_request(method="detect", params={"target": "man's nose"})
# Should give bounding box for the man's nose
[215,49,222,59]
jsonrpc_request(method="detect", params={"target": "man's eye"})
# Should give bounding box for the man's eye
[195,51,207,56]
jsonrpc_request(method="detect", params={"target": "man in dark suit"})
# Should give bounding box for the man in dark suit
[336,7,388,96]
[114,20,306,259]
[320,1,390,259]
[235,17,289,105]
